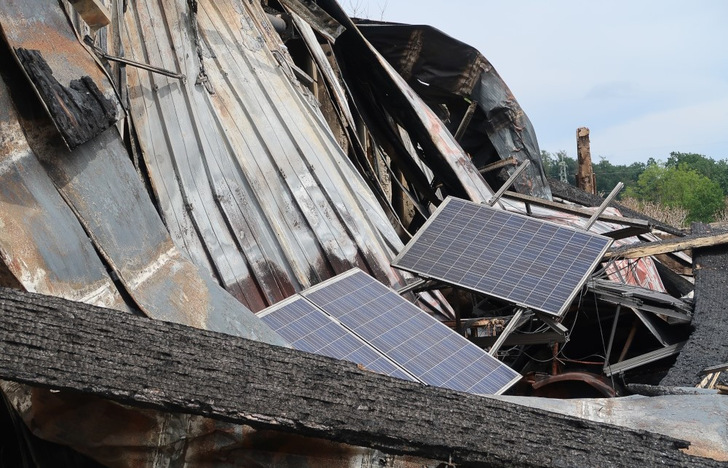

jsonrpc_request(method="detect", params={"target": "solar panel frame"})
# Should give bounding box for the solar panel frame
[392,197,612,317]
[302,269,521,395]
[258,295,416,381]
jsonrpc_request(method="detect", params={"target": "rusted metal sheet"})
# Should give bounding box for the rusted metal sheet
[2,382,443,468]
[358,23,552,200]
[498,393,728,462]
[1,25,288,467]
[0,2,284,340]
[0,72,126,310]
[0,0,119,148]
[121,0,444,314]
[26,123,286,343]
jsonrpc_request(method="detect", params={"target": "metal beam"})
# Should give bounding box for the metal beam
[486,160,531,206]
[583,182,624,231]
[454,100,478,141]
[488,308,525,356]
[604,342,686,376]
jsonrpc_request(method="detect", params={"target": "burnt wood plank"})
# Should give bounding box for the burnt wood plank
[604,231,728,259]
[0,0,119,148]
[0,287,721,468]
[661,224,728,387]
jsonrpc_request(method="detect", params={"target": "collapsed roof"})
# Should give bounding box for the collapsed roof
[0,0,726,466]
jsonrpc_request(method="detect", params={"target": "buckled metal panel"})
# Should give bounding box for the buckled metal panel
[121,0,427,313]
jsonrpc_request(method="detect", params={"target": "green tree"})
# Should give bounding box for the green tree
[594,157,645,195]
[540,150,576,185]
[625,162,724,223]
[540,150,558,179]
[666,152,728,195]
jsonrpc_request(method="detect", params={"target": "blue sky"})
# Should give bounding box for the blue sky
[344,1,728,165]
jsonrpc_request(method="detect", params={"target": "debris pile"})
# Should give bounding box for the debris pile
[0,0,726,466]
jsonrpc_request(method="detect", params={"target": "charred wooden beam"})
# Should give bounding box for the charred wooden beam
[0,0,120,149]
[662,224,728,387]
[0,287,721,468]
[13,48,116,149]
[602,225,651,240]
[605,231,728,259]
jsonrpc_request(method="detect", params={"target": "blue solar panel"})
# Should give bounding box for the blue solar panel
[259,296,415,381]
[392,197,612,317]
[303,270,521,395]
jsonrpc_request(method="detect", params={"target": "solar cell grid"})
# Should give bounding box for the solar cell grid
[303,269,520,395]
[260,269,520,395]
[258,296,415,381]
[393,197,612,316]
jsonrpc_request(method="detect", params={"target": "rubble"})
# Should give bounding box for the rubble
[0,0,725,466]
[662,224,728,387]
[0,286,721,468]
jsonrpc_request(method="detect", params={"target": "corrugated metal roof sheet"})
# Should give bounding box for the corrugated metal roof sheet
[0,73,127,310]
[0,0,286,344]
[121,0,429,312]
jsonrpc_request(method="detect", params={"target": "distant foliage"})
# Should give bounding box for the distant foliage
[540,150,728,225]
[624,161,724,224]
[593,158,645,195]
[665,152,728,194]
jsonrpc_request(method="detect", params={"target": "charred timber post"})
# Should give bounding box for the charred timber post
[576,127,596,194]
[0,287,721,468]
[454,100,478,141]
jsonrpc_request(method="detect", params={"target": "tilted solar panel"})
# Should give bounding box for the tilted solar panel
[392,197,612,317]
[303,269,521,395]
[259,296,415,381]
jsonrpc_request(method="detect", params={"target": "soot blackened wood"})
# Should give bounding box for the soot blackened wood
[0,287,721,468]
[662,224,728,387]
[14,48,116,148]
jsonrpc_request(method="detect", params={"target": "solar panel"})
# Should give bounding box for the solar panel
[259,296,415,381]
[303,269,521,395]
[392,197,612,317]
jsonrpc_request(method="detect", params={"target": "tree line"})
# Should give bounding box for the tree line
[541,151,728,225]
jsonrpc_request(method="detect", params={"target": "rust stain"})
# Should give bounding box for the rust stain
[119,239,209,330]
[0,5,110,88]
[0,74,125,309]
